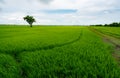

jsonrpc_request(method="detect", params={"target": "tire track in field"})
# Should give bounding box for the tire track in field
[88,27,120,65]
[13,31,83,78]
[13,31,83,58]
[0,31,83,78]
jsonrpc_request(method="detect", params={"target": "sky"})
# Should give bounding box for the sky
[0,0,120,25]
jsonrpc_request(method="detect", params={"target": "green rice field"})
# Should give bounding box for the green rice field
[94,27,120,38]
[0,26,120,78]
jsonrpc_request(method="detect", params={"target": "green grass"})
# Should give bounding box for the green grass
[0,26,81,55]
[0,54,20,78]
[93,27,120,38]
[0,26,120,78]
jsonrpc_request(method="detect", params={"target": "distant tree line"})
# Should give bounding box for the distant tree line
[91,22,120,27]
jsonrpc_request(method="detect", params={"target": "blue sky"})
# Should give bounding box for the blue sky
[42,9,77,14]
[0,0,120,25]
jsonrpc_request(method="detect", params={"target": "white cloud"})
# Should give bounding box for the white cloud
[0,0,120,25]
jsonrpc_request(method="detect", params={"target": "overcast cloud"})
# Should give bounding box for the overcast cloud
[39,0,53,4]
[0,0,120,25]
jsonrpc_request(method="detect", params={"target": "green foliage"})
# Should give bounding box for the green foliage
[0,26,120,78]
[23,15,35,27]
[19,29,120,78]
[0,26,80,55]
[107,22,120,27]
[0,54,20,78]
[94,27,120,38]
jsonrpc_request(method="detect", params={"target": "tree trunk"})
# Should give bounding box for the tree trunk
[30,24,32,27]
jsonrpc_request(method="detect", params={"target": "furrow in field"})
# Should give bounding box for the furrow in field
[16,31,83,78]
[19,28,120,78]
[1,27,120,78]
[0,27,83,78]
[88,27,120,65]
[13,31,83,61]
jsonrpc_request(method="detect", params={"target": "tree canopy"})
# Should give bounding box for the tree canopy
[23,15,36,27]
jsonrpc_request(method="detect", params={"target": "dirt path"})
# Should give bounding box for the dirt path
[88,27,120,65]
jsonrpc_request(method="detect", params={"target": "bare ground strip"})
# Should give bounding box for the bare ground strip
[88,27,120,65]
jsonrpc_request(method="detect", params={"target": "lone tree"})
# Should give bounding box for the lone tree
[23,15,36,27]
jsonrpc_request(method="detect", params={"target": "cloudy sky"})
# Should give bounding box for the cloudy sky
[0,0,120,25]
